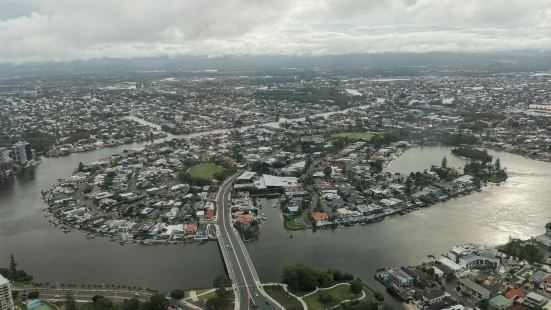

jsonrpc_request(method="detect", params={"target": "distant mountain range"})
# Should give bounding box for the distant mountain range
[1,51,551,77]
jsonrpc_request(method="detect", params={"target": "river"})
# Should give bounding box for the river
[1,120,550,305]
[248,146,551,306]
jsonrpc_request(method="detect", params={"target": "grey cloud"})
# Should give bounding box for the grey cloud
[0,0,550,63]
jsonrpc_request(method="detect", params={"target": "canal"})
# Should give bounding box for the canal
[1,129,550,305]
[248,146,551,306]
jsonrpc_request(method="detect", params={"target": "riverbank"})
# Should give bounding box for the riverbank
[0,159,40,182]
[275,143,506,233]
[2,144,550,299]
[375,225,551,310]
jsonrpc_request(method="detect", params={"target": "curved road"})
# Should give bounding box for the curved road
[216,175,283,310]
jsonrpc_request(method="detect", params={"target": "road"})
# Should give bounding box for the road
[216,175,283,310]
[13,288,151,302]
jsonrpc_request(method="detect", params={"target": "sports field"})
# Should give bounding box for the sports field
[187,163,224,180]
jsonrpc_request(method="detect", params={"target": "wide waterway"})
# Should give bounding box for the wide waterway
[1,122,550,306]
[249,146,551,305]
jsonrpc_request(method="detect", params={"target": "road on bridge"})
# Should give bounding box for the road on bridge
[216,175,283,310]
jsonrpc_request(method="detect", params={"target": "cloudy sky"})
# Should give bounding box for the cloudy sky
[1,0,551,63]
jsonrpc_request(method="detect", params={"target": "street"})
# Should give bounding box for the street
[216,175,283,310]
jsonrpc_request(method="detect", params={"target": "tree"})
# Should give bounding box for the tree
[445,272,457,283]
[353,301,379,310]
[323,166,332,179]
[441,156,447,169]
[65,293,78,310]
[282,264,318,293]
[170,289,185,299]
[332,270,344,282]
[140,294,168,310]
[405,177,413,195]
[350,279,363,294]
[28,291,40,299]
[343,272,354,281]
[121,298,140,310]
[370,160,383,173]
[214,274,231,297]
[206,275,232,310]
[319,292,333,304]
[495,158,501,171]
[478,298,489,310]
[473,177,481,190]
[94,296,114,310]
[8,255,17,280]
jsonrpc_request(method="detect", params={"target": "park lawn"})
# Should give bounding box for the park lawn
[13,281,35,289]
[330,131,374,141]
[264,285,303,310]
[79,303,96,310]
[284,216,307,230]
[33,304,54,310]
[185,289,218,303]
[304,283,362,310]
[184,288,211,299]
[187,163,224,180]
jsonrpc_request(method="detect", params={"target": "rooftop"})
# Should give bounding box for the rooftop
[0,273,9,286]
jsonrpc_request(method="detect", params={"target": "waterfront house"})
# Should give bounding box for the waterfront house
[422,288,446,304]
[388,267,415,289]
[311,212,329,223]
[529,270,549,285]
[489,295,513,310]
[504,288,526,301]
[448,244,501,270]
[524,292,548,309]
[457,278,490,301]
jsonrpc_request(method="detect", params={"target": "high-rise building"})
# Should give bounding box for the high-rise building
[0,147,13,178]
[0,274,14,310]
[24,143,32,161]
[12,141,31,164]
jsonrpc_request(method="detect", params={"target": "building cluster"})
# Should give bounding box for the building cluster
[126,74,362,134]
[2,70,549,162]
[0,81,166,157]
[377,242,551,310]
[35,69,550,245]
[44,135,231,244]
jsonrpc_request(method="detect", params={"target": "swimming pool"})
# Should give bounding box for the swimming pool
[27,299,43,309]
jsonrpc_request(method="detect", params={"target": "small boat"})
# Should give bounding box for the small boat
[62,227,69,233]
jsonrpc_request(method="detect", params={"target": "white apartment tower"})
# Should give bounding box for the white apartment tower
[0,274,14,310]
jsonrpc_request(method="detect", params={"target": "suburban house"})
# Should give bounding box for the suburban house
[311,211,329,223]
[388,267,415,289]
[524,292,548,309]
[489,295,513,310]
[457,278,490,301]
[422,288,446,304]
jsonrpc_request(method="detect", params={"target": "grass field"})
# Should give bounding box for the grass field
[264,285,303,310]
[331,131,374,141]
[187,163,224,180]
[304,283,363,310]
[33,305,54,310]
[284,216,308,230]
